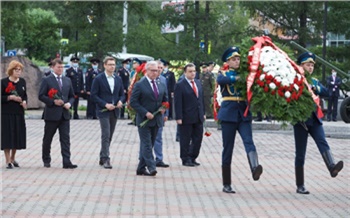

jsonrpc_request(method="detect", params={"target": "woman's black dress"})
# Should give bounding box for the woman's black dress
[1,77,27,150]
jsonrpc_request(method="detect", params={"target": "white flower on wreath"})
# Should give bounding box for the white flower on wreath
[285,91,291,98]
[259,46,298,86]
[269,82,277,90]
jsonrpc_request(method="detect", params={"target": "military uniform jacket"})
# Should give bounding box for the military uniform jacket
[216,69,252,122]
[200,71,214,97]
[65,67,84,94]
[85,68,102,92]
[117,67,130,91]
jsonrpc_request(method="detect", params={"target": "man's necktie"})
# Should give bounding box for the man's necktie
[191,80,197,97]
[151,80,159,99]
[57,76,62,90]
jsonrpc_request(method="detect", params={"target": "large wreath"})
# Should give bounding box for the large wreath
[242,36,320,125]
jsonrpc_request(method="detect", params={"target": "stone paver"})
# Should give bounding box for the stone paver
[1,118,349,217]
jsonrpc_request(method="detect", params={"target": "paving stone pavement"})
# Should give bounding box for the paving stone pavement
[1,119,349,217]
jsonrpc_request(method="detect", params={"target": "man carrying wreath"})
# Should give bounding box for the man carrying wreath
[130,61,168,176]
[217,47,263,194]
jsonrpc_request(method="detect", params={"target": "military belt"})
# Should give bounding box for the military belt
[222,96,245,101]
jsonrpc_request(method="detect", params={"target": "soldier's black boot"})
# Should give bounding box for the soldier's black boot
[322,150,343,178]
[247,151,263,181]
[295,166,310,194]
[222,166,235,193]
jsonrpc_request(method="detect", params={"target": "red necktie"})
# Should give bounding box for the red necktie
[191,81,197,97]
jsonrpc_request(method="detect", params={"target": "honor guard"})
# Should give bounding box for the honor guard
[160,59,176,120]
[293,52,343,194]
[217,46,263,194]
[130,58,142,81]
[65,56,84,119]
[117,58,131,119]
[85,58,102,119]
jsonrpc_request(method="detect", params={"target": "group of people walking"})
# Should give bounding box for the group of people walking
[1,46,344,194]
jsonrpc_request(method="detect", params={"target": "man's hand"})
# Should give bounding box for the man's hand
[63,103,71,110]
[146,112,154,120]
[54,99,64,106]
[164,116,168,122]
[105,103,116,111]
[86,91,91,95]
[116,101,123,109]
[176,119,182,125]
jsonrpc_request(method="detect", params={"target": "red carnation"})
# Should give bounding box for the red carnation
[140,101,170,127]
[264,86,269,92]
[48,88,60,99]
[5,82,18,96]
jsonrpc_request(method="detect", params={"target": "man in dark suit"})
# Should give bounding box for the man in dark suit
[174,63,205,167]
[91,56,125,169]
[85,57,102,119]
[65,56,84,119]
[38,58,77,169]
[130,61,168,176]
[117,58,131,119]
[326,69,342,121]
[160,59,176,120]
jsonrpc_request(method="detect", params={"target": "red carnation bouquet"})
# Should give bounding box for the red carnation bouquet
[5,82,18,96]
[140,102,170,127]
[48,88,61,99]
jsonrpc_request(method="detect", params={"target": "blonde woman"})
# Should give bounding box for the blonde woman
[1,60,27,169]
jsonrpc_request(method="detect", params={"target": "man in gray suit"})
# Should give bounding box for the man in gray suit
[38,58,77,169]
[130,61,168,176]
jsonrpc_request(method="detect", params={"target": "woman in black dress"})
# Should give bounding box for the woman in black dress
[1,60,27,169]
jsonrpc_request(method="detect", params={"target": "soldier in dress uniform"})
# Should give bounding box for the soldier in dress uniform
[130,58,142,81]
[200,62,215,118]
[217,46,263,194]
[85,58,102,119]
[65,56,84,119]
[160,59,176,120]
[117,58,131,119]
[293,52,343,194]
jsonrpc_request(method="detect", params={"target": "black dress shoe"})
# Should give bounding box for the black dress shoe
[136,169,150,176]
[156,161,169,168]
[63,164,78,169]
[99,160,103,166]
[296,185,310,194]
[192,160,200,166]
[103,160,112,169]
[44,163,51,168]
[12,160,20,167]
[6,163,13,169]
[149,170,157,176]
[223,185,236,193]
[182,161,195,167]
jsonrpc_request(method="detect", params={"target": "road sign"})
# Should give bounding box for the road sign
[60,39,69,45]
[7,50,16,56]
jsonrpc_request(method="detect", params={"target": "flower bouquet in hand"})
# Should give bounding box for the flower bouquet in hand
[5,82,19,96]
[48,88,61,99]
[140,102,170,127]
[204,121,212,137]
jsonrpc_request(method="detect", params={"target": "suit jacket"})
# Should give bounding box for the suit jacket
[91,72,125,118]
[174,78,205,124]
[38,74,75,121]
[326,75,342,97]
[65,67,84,93]
[162,70,176,94]
[130,76,167,127]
